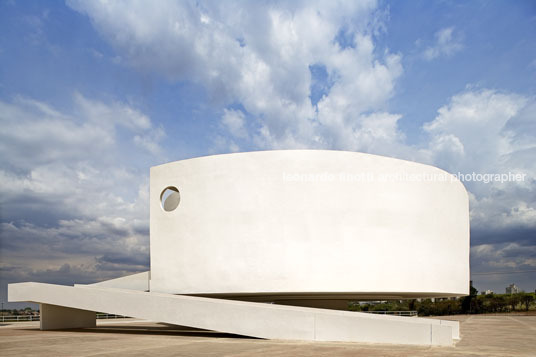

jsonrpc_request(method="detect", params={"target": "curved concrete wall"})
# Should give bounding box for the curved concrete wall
[149,150,470,298]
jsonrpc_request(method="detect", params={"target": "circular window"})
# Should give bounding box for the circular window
[160,186,180,212]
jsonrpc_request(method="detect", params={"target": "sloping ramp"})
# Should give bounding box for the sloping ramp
[8,282,457,346]
[83,271,149,291]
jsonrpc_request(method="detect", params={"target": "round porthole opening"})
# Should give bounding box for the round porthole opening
[160,186,180,212]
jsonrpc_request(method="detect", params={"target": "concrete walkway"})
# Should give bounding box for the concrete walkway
[1,314,535,356]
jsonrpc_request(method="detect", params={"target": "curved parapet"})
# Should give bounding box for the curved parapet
[149,150,470,299]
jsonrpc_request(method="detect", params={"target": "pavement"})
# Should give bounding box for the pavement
[1,314,535,356]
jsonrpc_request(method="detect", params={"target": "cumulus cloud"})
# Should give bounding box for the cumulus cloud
[470,241,536,293]
[423,27,463,60]
[423,89,528,172]
[221,108,248,139]
[422,89,535,231]
[420,89,536,291]
[68,0,402,153]
[472,243,536,271]
[0,94,163,294]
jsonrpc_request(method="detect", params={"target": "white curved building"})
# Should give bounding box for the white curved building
[151,150,469,301]
[9,150,470,346]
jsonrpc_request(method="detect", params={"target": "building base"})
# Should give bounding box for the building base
[40,303,96,330]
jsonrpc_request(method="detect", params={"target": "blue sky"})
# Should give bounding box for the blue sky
[1,0,535,307]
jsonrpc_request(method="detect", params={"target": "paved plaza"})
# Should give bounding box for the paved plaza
[1,314,535,356]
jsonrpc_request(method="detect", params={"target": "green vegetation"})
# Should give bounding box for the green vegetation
[0,307,39,316]
[349,290,535,316]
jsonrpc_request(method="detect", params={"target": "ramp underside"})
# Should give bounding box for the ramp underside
[8,282,457,346]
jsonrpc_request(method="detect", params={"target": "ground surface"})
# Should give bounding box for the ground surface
[1,314,535,356]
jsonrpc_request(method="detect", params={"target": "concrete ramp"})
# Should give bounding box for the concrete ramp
[8,282,457,346]
[78,271,150,291]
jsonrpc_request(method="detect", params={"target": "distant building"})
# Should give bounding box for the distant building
[506,283,519,294]
[481,289,494,295]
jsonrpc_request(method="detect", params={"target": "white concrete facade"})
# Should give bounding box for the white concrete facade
[150,150,470,298]
[8,150,470,346]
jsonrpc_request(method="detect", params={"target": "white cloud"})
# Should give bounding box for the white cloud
[68,0,402,153]
[423,27,463,60]
[472,242,536,269]
[74,93,153,132]
[221,108,248,139]
[0,94,163,285]
[422,89,535,234]
[470,241,536,294]
[423,89,527,173]
[134,127,166,156]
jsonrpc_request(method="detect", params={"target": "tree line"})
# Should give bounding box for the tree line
[349,287,535,316]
